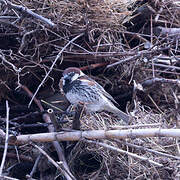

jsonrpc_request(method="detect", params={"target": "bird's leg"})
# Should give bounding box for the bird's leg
[57,105,74,125]
[72,104,84,130]
[78,101,90,115]
[62,105,75,116]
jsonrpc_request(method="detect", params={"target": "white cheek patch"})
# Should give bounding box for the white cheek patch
[62,79,65,86]
[80,71,85,76]
[71,73,79,81]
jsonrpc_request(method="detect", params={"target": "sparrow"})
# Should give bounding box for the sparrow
[60,67,129,124]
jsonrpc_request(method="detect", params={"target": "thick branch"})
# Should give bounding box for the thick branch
[11,128,180,144]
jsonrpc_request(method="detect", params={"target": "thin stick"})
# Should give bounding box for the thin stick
[142,77,180,87]
[0,129,5,138]
[110,123,162,130]
[29,154,42,178]
[117,140,180,160]
[20,86,75,180]
[28,33,84,108]
[148,94,164,114]
[0,101,10,175]
[106,47,169,68]
[33,144,76,180]
[0,0,55,27]
[33,144,63,169]
[20,84,44,111]
[0,175,19,180]
[41,99,63,112]
[85,140,163,167]
[42,114,76,180]
[0,53,20,73]
[154,0,165,22]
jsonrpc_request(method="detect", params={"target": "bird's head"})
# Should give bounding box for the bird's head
[62,67,84,86]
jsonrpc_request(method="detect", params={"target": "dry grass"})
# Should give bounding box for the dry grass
[0,0,180,179]
[65,100,178,179]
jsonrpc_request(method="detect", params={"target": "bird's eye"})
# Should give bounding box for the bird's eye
[65,78,71,83]
[64,76,71,83]
[63,72,78,85]
[71,73,79,81]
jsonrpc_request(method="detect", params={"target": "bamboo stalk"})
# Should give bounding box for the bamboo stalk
[11,128,180,145]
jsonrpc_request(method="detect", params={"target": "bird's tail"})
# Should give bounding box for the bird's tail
[116,109,130,124]
[105,105,130,124]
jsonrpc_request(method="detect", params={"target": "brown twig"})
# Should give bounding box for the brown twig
[106,47,170,68]
[80,62,109,71]
[0,152,33,162]
[19,84,44,111]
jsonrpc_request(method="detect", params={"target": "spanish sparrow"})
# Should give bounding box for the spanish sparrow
[60,67,129,124]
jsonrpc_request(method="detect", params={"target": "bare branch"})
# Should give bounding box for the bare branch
[117,140,180,160]
[106,47,170,68]
[0,101,10,175]
[28,33,84,108]
[85,140,163,167]
[11,128,180,144]
[0,129,5,138]
[0,0,55,27]
[142,77,180,87]
[21,86,75,180]
[33,144,76,180]
[0,175,19,180]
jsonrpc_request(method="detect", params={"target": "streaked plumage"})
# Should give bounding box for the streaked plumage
[60,67,129,124]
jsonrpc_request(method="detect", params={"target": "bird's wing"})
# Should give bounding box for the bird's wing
[96,82,119,105]
[79,75,119,105]
[78,75,96,86]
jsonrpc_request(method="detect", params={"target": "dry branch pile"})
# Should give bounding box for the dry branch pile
[0,0,180,179]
